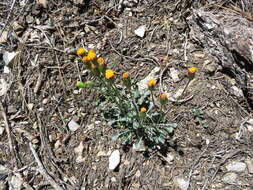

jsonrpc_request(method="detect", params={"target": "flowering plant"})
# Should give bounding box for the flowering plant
[75,48,178,150]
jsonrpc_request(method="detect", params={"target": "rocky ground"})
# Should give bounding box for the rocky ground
[0,0,253,189]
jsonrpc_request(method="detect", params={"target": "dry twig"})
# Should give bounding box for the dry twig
[29,142,64,190]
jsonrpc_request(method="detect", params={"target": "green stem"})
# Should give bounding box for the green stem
[181,78,192,96]
[98,77,125,113]
[150,90,156,110]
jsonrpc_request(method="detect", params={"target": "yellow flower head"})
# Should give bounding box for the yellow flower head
[147,79,156,89]
[140,107,147,113]
[160,93,168,101]
[77,48,86,56]
[160,93,168,104]
[82,56,89,62]
[122,72,129,79]
[87,49,97,61]
[188,67,197,76]
[97,57,105,66]
[105,69,115,80]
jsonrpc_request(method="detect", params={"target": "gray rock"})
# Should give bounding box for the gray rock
[226,161,247,172]
[222,172,237,183]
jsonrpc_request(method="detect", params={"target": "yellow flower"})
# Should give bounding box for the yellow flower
[147,79,156,89]
[188,67,197,76]
[76,48,86,56]
[105,69,115,80]
[140,107,147,113]
[82,56,89,62]
[122,72,129,79]
[97,57,105,66]
[87,49,97,61]
[160,93,168,104]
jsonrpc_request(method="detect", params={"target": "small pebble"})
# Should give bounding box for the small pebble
[0,126,5,135]
[134,25,146,38]
[27,103,34,111]
[226,161,247,173]
[170,68,180,82]
[42,98,48,104]
[222,172,237,183]
[68,120,80,132]
[245,159,253,174]
[174,177,189,190]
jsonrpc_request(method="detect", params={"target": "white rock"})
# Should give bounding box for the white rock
[222,172,237,183]
[0,31,8,43]
[76,155,85,163]
[3,51,18,65]
[38,107,44,112]
[97,151,107,157]
[27,103,34,111]
[173,88,184,100]
[73,0,85,4]
[245,159,253,174]
[3,66,10,74]
[9,173,23,190]
[166,152,175,163]
[0,164,9,173]
[246,124,253,132]
[54,140,61,149]
[0,79,8,96]
[68,120,80,132]
[73,90,79,94]
[226,161,247,172]
[169,68,180,82]
[135,170,141,178]
[231,86,243,97]
[74,142,85,163]
[134,25,146,38]
[74,141,84,155]
[109,150,120,171]
[42,98,48,104]
[174,177,189,190]
[111,177,117,182]
[246,118,253,126]
[0,126,5,135]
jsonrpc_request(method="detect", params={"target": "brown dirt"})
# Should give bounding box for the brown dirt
[0,0,253,189]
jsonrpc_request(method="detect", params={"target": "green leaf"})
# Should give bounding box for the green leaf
[112,133,121,141]
[133,89,141,99]
[121,133,132,145]
[112,131,129,141]
[164,126,174,133]
[84,81,95,88]
[202,123,209,128]
[157,135,165,144]
[163,123,177,133]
